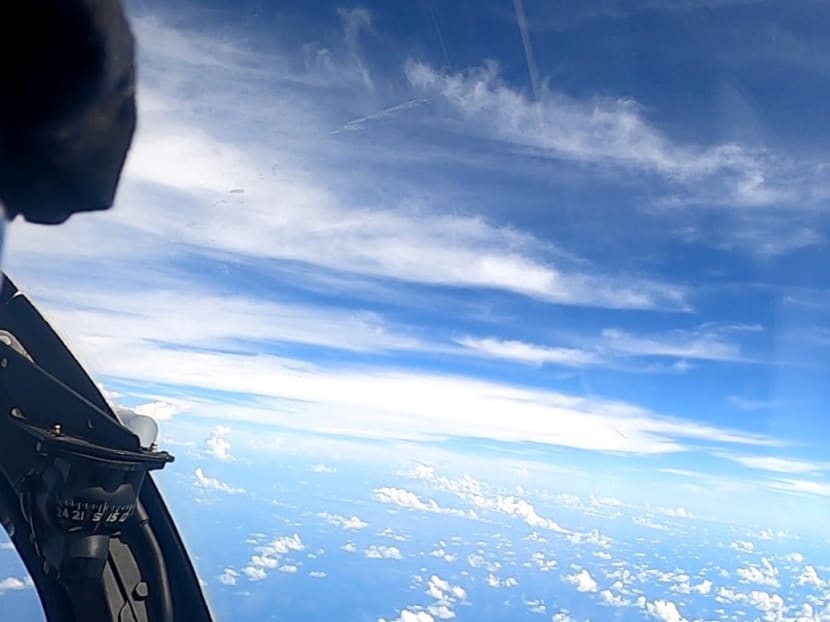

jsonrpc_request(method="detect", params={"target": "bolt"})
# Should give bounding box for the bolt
[132,582,149,600]
[9,407,24,419]
[149,442,159,452]
[50,423,63,436]
[1,358,6,368]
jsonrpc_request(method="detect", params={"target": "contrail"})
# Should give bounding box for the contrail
[332,98,430,134]
[514,0,541,104]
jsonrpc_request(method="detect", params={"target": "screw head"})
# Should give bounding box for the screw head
[9,407,24,419]
[132,582,149,599]
[50,423,63,436]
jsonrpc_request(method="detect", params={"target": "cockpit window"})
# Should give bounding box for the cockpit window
[3,1,830,620]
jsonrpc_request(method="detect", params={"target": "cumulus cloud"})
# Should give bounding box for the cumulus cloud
[243,566,266,581]
[219,568,239,586]
[730,540,754,553]
[746,590,784,614]
[645,599,687,622]
[317,512,368,530]
[373,487,466,517]
[531,551,557,572]
[342,542,358,553]
[429,546,457,563]
[425,573,466,619]
[736,557,779,588]
[241,534,304,582]
[193,467,245,494]
[600,589,629,607]
[380,610,434,622]
[487,496,568,532]
[797,565,825,587]
[365,545,402,560]
[309,571,326,578]
[205,425,234,461]
[566,529,612,549]
[0,576,33,592]
[564,569,598,593]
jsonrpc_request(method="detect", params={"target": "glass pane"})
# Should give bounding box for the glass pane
[0,534,44,620]
[6,0,830,620]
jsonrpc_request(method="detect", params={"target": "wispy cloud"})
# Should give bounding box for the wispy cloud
[767,478,830,497]
[719,454,830,475]
[456,322,759,368]
[405,60,763,188]
[8,15,687,314]
[456,337,601,366]
[598,323,760,362]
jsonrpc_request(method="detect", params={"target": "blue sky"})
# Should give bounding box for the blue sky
[5,0,830,533]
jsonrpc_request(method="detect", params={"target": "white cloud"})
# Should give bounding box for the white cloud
[564,569,598,593]
[23,310,777,457]
[784,552,804,563]
[730,540,755,553]
[746,590,785,614]
[768,478,830,497]
[193,467,245,495]
[427,605,455,620]
[206,425,234,461]
[380,610,435,622]
[309,571,326,578]
[720,454,829,474]
[312,464,336,473]
[600,589,629,607]
[429,547,457,563]
[134,400,181,421]
[736,557,779,588]
[317,512,368,530]
[633,516,669,531]
[797,565,825,588]
[405,60,765,197]
[242,566,266,581]
[342,542,358,553]
[599,324,757,362]
[374,487,466,517]
[692,580,713,595]
[645,599,687,622]
[456,337,601,367]
[566,529,612,549]
[219,568,239,586]
[260,534,304,556]
[655,506,694,518]
[425,574,466,613]
[0,576,33,592]
[531,551,557,572]
[365,545,402,560]
[490,496,567,532]
[241,534,304,582]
